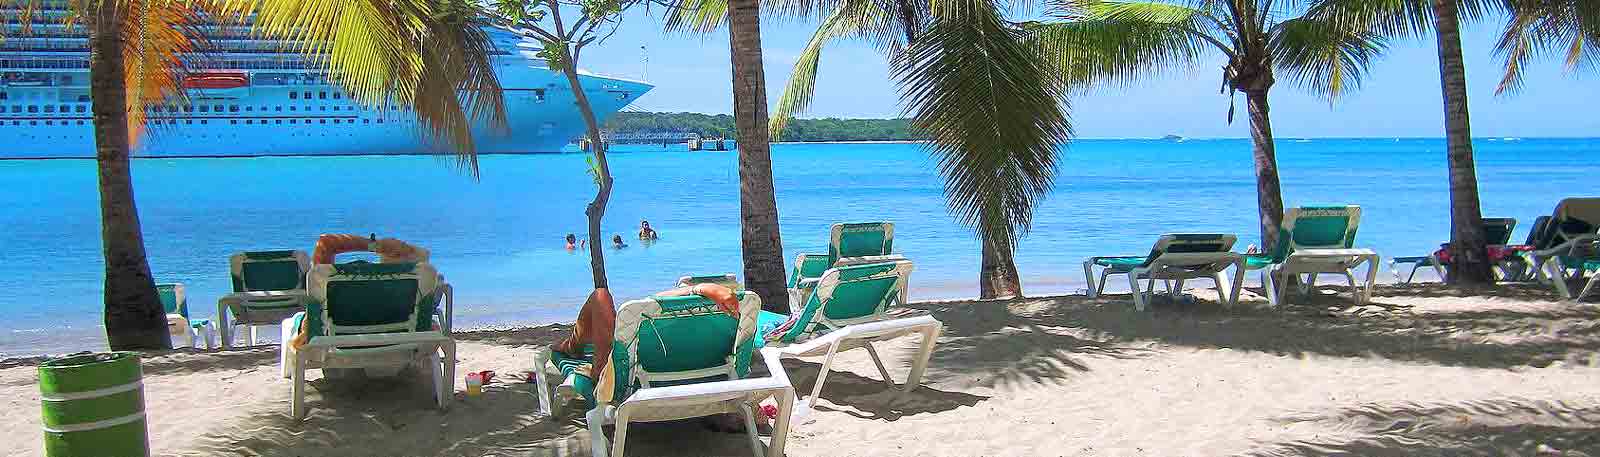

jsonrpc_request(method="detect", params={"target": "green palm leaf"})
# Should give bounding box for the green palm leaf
[1270,16,1385,100]
[896,0,1072,244]
[1495,0,1600,94]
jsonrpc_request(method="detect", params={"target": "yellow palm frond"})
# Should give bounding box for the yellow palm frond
[250,0,506,174]
[121,0,209,144]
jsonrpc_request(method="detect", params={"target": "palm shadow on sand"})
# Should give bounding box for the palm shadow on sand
[909,283,1600,374]
[1244,398,1600,456]
[776,358,987,421]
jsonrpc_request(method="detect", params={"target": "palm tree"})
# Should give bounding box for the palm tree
[1307,0,1497,284]
[1494,0,1599,94]
[10,0,506,349]
[1035,0,1385,257]
[726,0,792,312]
[660,0,791,311]
[671,0,1075,300]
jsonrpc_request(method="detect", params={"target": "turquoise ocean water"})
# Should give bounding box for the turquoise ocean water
[2,138,1596,357]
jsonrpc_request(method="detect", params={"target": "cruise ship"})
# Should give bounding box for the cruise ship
[0,5,651,158]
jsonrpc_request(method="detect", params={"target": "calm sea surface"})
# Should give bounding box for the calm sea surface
[2,138,1595,357]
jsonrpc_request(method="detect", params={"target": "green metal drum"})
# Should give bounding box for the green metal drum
[38,352,149,457]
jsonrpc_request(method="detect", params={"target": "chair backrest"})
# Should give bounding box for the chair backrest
[1534,197,1600,249]
[604,291,762,404]
[829,222,894,262]
[156,283,186,317]
[229,250,310,292]
[775,259,913,344]
[1141,234,1236,268]
[675,273,742,291]
[1523,216,1553,246]
[1481,217,1518,245]
[305,261,440,338]
[1273,206,1362,260]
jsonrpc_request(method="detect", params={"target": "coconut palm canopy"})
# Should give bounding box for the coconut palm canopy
[4,0,508,172]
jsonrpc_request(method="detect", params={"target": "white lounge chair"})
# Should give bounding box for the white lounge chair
[159,283,215,349]
[1242,205,1380,306]
[788,222,902,304]
[760,259,942,412]
[1082,233,1246,310]
[1527,197,1600,300]
[217,250,312,348]
[532,291,794,457]
[279,261,455,420]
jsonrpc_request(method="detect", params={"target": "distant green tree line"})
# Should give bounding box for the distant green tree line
[604,112,925,142]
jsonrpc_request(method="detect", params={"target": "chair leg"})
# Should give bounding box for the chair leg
[186,328,198,349]
[249,326,260,347]
[534,350,558,418]
[1261,269,1281,307]
[1212,272,1229,305]
[1229,264,1246,307]
[1428,256,1446,282]
[1387,259,1401,283]
[768,388,794,457]
[1171,278,1186,298]
[430,349,447,409]
[587,407,611,457]
[1128,273,1147,311]
[862,343,895,387]
[804,340,844,411]
[611,406,633,457]
[1363,257,1380,304]
[291,351,307,419]
[903,322,942,391]
[1343,268,1360,303]
[1098,270,1114,296]
[202,324,216,350]
[739,402,763,457]
[217,302,231,350]
[1579,273,1600,302]
[1082,261,1098,298]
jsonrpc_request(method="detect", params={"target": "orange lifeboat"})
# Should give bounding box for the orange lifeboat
[181,71,250,89]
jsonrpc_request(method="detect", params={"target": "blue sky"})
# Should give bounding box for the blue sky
[574,9,1599,138]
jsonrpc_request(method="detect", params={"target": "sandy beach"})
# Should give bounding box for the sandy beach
[5,283,1599,456]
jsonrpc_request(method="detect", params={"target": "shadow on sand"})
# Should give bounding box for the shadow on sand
[184,365,788,456]
[777,358,987,421]
[908,283,1600,376]
[1245,398,1600,456]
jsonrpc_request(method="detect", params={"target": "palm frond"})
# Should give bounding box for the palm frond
[1269,16,1385,100]
[250,0,505,175]
[662,0,729,33]
[769,0,911,137]
[1495,0,1600,94]
[1028,0,1224,88]
[897,0,1072,244]
[122,0,211,143]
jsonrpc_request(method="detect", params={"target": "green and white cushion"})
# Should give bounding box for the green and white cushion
[217,250,312,347]
[1247,205,1380,306]
[545,291,761,410]
[788,222,897,288]
[766,259,913,345]
[1082,234,1244,309]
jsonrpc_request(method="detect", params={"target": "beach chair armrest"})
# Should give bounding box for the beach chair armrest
[1535,234,1600,257]
[435,283,454,335]
[304,332,451,350]
[621,375,792,407]
[834,254,907,267]
[758,346,791,387]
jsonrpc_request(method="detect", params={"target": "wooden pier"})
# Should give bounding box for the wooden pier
[578,132,732,152]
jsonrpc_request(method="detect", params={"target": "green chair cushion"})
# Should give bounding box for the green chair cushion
[1092,256,1147,270]
[632,295,739,374]
[1244,253,1275,269]
[188,318,211,328]
[1392,256,1435,264]
[552,346,599,406]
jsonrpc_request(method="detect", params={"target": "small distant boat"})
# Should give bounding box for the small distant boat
[1160,134,1185,142]
[181,71,250,89]
[1503,137,1521,142]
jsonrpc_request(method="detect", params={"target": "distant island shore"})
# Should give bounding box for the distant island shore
[607,112,926,142]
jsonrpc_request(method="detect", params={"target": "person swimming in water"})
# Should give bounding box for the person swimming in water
[638,220,659,241]
[565,233,587,250]
[611,234,628,249]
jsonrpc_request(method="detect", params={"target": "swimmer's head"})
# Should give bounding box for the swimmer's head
[565,234,576,243]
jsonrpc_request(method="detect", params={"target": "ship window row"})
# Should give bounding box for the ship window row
[289,91,344,100]
[8,105,88,113]
[142,104,381,113]
[5,120,87,126]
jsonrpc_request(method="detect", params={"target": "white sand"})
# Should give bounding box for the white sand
[4,283,1600,456]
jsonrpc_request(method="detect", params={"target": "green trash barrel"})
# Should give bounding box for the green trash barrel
[38,352,149,457]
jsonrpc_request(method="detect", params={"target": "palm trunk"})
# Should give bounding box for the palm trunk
[1433,0,1494,285]
[1244,89,1285,253]
[560,57,611,289]
[978,233,1022,299]
[91,0,169,350]
[727,0,789,313]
